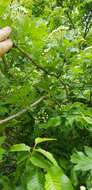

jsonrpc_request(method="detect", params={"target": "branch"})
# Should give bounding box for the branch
[1,56,9,75]
[66,11,75,29]
[13,44,69,99]
[14,44,48,73]
[59,78,69,99]
[83,11,92,38]
[70,96,92,107]
[0,96,45,125]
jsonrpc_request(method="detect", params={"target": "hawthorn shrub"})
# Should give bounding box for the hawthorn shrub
[0,0,92,189]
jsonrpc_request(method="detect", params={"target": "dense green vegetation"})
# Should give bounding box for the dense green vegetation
[0,0,92,189]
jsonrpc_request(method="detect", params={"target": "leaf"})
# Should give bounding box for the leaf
[27,168,44,190]
[0,147,5,161]
[10,144,30,152]
[35,137,56,145]
[0,136,6,145]
[47,116,61,128]
[39,116,61,129]
[84,146,92,158]
[82,115,92,125]
[30,151,52,170]
[0,0,10,15]
[84,46,92,52]
[71,146,92,171]
[17,152,30,165]
[35,148,58,167]
[45,166,74,190]
[0,106,8,115]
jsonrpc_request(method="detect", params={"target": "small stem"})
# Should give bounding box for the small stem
[13,44,70,99]
[1,56,9,75]
[66,11,75,29]
[0,96,46,125]
[14,44,48,74]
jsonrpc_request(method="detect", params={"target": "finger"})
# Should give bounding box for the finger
[0,27,12,42]
[0,39,13,57]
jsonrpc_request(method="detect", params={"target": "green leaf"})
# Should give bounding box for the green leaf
[0,106,8,115]
[71,146,92,171]
[0,136,5,145]
[10,144,30,152]
[47,116,61,128]
[0,0,10,15]
[27,168,44,190]
[0,147,5,161]
[45,166,74,190]
[30,151,52,170]
[84,146,92,158]
[35,137,56,145]
[39,116,61,129]
[82,115,92,125]
[84,46,92,52]
[35,148,58,167]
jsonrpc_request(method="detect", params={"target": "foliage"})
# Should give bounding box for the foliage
[0,0,92,189]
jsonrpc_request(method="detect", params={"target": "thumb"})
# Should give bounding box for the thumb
[0,39,13,57]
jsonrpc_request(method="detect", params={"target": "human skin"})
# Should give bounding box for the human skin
[0,27,13,57]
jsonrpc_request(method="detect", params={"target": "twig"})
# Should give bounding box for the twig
[1,56,9,75]
[83,11,92,38]
[13,44,69,99]
[0,96,45,125]
[59,78,69,99]
[14,44,48,73]
[66,11,75,29]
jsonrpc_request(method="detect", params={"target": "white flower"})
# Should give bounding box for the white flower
[80,186,86,190]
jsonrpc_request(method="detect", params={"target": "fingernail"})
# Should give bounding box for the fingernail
[5,27,12,33]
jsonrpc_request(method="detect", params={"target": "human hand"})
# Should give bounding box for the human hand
[0,27,13,57]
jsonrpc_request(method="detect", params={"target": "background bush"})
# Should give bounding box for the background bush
[0,0,92,189]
